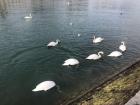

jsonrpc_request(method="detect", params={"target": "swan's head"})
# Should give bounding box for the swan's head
[67,2,70,5]
[78,33,81,37]
[98,51,104,55]
[121,41,125,45]
[56,39,60,43]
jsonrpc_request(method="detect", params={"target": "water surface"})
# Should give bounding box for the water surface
[0,0,140,105]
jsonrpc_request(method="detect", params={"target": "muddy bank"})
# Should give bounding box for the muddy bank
[64,59,140,105]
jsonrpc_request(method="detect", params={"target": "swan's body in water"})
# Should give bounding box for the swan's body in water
[119,41,126,52]
[62,58,79,66]
[86,51,104,60]
[108,51,122,57]
[47,39,60,48]
[32,81,56,92]
[67,1,70,5]
[24,14,32,19]
[93,36,104,43]
[78,33,81,37]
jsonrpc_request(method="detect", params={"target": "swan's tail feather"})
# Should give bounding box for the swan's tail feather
[62,63,68,66]
[86,57,90,59]
[32,88,37,92]
[107,54,111,56]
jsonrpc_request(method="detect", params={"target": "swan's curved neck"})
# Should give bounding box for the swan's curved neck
[94,36,95,39]
[98,52,103,57]
[56,41,58,43]
[56,40,59,44]
[98,52,101,56]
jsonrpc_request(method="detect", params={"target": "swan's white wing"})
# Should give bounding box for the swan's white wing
[63,59,72,65]
[63,58,79,66]
[86,54,99,60]
[32,81,56,92]
[24,16,32,19]
[93,37,104,43]
[47,42,56,46]
[97,37,104,40]
[108,51,122,57]
[62,62,70,66]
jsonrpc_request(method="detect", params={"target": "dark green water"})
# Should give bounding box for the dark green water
[0,0,140,105]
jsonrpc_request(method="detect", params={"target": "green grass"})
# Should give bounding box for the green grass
[76,67,140,105]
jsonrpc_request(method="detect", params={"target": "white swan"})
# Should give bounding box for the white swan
[108,51,122,57]
[67,1,70,5]
[93,36,104,43]
[47,39,60,47]
[24,13,32,19]
[62,58,79,66]
[78,33,81,37]
[86,51,104,60]
[32,81,56,92]
[119,41,126,52]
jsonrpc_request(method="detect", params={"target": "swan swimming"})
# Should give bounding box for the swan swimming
[93,35,104,43]
[67,1,70,5]
[119,41,126,52]
[47,39,60,48]
[78,33,81,37]
[62,58,79,66]
[32,81,56,92]
[24,13,32,19]
[86,51,104,60]
[108,51,122,57]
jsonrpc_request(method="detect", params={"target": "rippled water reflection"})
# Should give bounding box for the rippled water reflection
[0,0,140,105]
